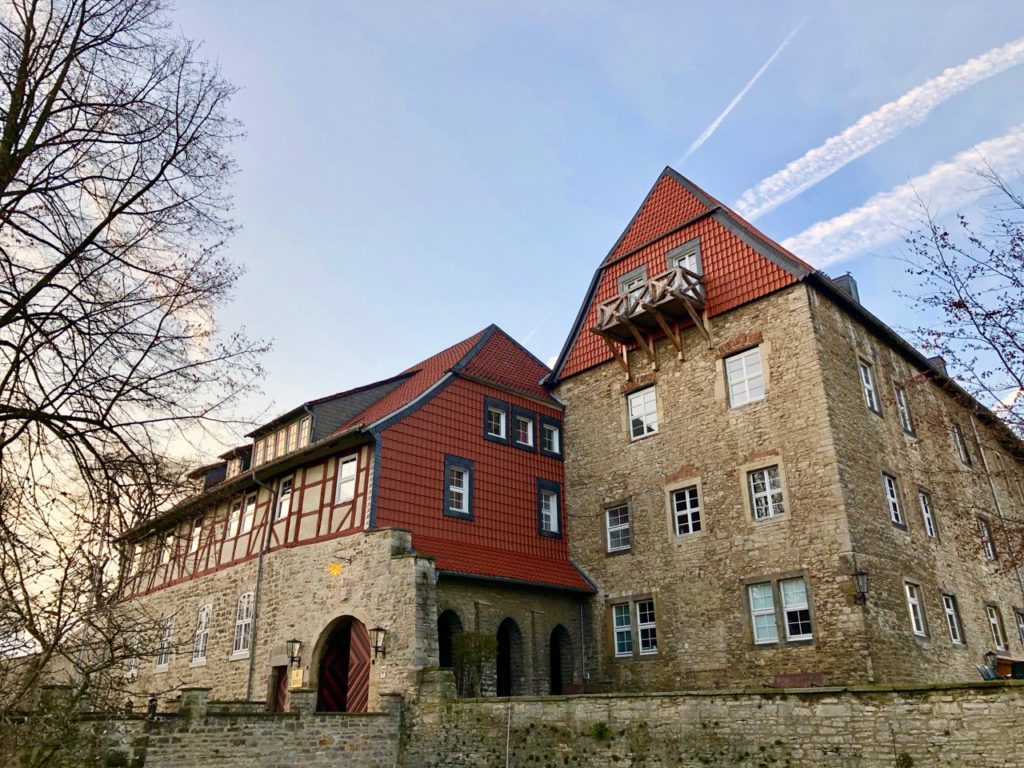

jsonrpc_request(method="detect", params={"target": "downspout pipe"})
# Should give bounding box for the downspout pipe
[246,468,276,701]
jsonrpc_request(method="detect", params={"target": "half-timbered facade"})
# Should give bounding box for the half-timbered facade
[549,167,1024,690]
[119,326,592,711]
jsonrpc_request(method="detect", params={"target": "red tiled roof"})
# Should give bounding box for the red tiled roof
[458,327,555,403]
[335,330,487,432]
[413,535,594,592]
[554,168,811,381]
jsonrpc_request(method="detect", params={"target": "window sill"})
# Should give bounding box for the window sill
[189,658,207,668]
[673,531,704,542]
[728,395,767,411]
[890,521,908,532]
[229,651,250,662]
[606,548,632,557]
[154,664,169,673]
[752,514,788,526]
[628,432,659,444]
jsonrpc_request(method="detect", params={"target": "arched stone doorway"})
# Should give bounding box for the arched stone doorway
[496,618,523,697]
[315,616,371,713]
[549,624,573,695]
[437,609,463,669]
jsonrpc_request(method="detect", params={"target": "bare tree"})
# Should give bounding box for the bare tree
[899,168,1024,570]
[900,169,1024,437]
[0,0,265,760]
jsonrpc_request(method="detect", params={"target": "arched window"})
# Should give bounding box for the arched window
[233,592,254,656]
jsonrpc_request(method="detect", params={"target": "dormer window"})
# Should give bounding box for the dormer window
[226,458,241,478]
[299,416,311,447]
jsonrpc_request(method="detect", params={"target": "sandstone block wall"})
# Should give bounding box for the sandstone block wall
[557,284,867,689]
[809,287,1024,682]
[404,678,1024,768]
[437,578,587,695]
[124,527,437,710]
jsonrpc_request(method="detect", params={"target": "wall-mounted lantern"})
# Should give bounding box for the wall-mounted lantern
[984,650,997,668]
[852,570,869,605]
[286,638,302,667]
[370,626,388,660]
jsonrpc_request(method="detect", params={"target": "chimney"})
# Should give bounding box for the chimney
[927,356,948,376]
[831,273,860,304]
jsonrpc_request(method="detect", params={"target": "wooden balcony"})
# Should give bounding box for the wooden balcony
[591,266,707,349]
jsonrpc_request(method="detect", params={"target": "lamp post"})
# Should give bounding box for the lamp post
[369,626,387,661]
[286,638,302,667]
[852,569,869,605]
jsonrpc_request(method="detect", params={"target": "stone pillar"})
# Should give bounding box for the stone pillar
[289,687,318,716]
[178,688,210,722]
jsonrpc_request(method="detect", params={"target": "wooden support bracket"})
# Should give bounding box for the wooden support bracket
[621,317,658,370]
[647,306,685,361]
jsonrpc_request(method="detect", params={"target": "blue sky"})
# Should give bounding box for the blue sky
[173,1,1024,441]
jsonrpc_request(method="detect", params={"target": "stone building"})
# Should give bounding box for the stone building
[547,167,1024,690]
[118,325,592,712]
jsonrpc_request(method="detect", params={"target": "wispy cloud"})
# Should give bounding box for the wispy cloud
[681,20,805,163]
[780,125,1024,267]
[736,36,1024,221]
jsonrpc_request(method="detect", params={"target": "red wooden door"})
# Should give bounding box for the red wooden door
[346,620,371,713]
[316,617,370,712]
[271,665,287,712]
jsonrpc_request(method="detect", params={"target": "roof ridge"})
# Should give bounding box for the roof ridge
[452,323,499,372]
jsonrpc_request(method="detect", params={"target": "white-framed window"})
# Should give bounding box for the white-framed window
[749,583,778,644]
[514,414,534,447]
[978,517,997,560]
[266,433,278,462]
[539,485,560,535]
[895,385,914,434]
[486,406,507,439]
[952,424,972,466]
[226,458,241,478]
[859,361,880,413]
[988,605,1007,651]
[192,604,212,664]
[725,348,765,407]
[273,476,293,522]
[671,485,702,536]
[233,592,254,655]
[905,583,927,637]
[286,422,298,454]
[636,599,657,655]
[240,493,256,534]
[226,499,242,539]
[780,578,813,641]
[883,473,903,526]
[627,387,658,440]
[128,543,143,575]
[445,456,473,518]
[541,422,560,455]
[748,466,785,520]
[254,440,266,466]
[125,630,141,680]
[156,616,173,669]
[942,594,964,645]
[1015,609,1024,646]
[189,517,202,554]
[668,239,702,275]
[336,456,357,503]
[612,603,633,657]
[606,504,631,553]
[918,491,936,538]
[299,416,311,447]
[159,532,174,565]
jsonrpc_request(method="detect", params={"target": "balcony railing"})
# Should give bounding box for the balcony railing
[591,266,706,347]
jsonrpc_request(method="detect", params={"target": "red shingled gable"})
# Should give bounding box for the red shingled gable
[459,327,555,403]
[414,535,593,591]
[556,169,811,381]
[335,330,487,432]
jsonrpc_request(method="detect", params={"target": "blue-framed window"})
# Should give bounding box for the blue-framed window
[443,455,474,520]
[537,479,562,538]
[483,396,510,445]
[511,406,537,452]
[539,415,562,459]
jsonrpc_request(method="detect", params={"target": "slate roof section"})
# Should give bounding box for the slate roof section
[413,535,595,592]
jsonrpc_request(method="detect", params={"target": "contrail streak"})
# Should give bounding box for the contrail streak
[681,19,805,163]
[737,35,1024,221]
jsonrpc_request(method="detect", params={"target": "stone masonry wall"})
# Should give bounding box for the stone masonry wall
[437,578,587,695]
[405,675,1024,768]
[808,287,1024,682]
[123,527,437,710]
[556,283,866,689]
